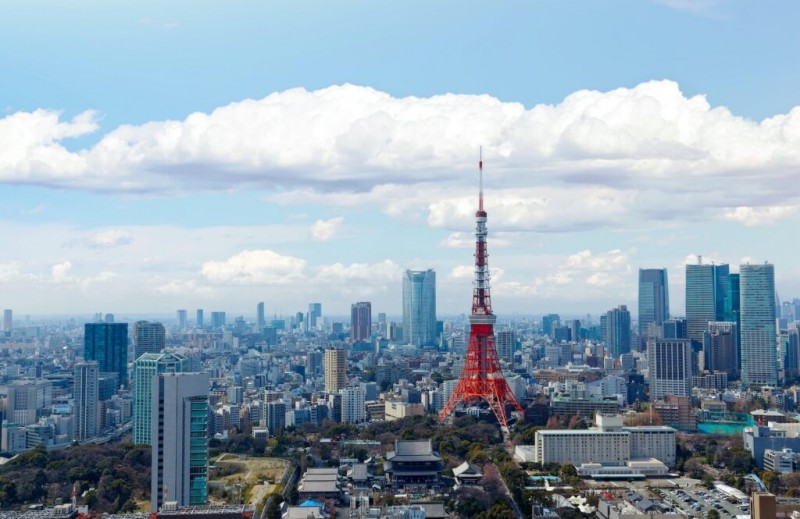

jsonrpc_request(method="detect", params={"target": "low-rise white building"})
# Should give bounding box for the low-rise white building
[534,414,677,468]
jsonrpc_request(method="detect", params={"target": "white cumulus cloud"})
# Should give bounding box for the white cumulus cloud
[2,81,800,230]
[310,217,344,241]
[201,249,306,285]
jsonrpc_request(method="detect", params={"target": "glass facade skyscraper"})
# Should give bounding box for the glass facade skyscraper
[685,263,730,349]
[133,352,190,445]
[84,322,128,389]
[740,263,777,387]
[402,269,437,348]
[638,268,670,341]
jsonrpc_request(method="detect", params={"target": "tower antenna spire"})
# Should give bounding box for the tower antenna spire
[479,146,484,212]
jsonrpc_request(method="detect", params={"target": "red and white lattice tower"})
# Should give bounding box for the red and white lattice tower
[439,151,523,431]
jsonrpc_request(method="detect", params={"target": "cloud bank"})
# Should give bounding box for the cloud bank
[2,80,799,233]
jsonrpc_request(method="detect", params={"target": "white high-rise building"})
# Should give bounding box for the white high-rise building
[133,352,190,445]
[340,386,366,424]
[74,361,99,441]
[151,372,209,512]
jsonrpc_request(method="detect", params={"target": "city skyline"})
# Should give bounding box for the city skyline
[2,2,800,316]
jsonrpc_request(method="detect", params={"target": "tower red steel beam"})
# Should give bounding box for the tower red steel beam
[439,150,523,431]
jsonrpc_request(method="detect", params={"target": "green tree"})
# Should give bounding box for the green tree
[0,475,17,506]
[707,509,720,519]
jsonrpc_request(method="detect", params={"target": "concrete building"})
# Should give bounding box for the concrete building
[350,302,371,343]
[534,414,676,468]
[340,386,366,424]
[647,338,692,400]
[133,321,166,360]
[384,401,424,421]
[73,361,99,441]
[151,372,210,512]
[324,348,346,393]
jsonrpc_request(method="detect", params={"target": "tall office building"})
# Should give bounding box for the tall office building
[210,311,226,329]
[542,314,560,337]
[133,352,190,445]
[784,326,800,377]
[350,302,372,343]
[133,321,166,360]
[402,269,437,348]
[604,305,631,357]
[306,350,324,382]
[723,274,741,323]
[703,322,739,379]
[740,263,777,387]
[257,302,266,330]
[638,269,669,341]
[196,309,204,328]
[84,323,128,389]
[686,262,724,348]
[2,309,11,333]
[73,361,99,441]
[307,303,322,331]
[262,401,286,435]
[647,339,692,401]
[324,348,346,393]
[662,318,687,339]
[3,379,52,426]
[151,372,209,512]
[496,330,516,363]
[177,309,188,330]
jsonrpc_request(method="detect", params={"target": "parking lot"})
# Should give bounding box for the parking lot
[655,486,750,518]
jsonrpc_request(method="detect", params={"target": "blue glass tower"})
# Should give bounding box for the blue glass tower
[84,322,128,389]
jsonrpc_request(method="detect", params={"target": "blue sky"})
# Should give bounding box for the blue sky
[1,1,799,318]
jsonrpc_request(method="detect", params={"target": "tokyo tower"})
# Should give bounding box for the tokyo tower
[439,151,523,431]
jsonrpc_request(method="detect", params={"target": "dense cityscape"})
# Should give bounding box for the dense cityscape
[2,167,800,519]
[3,2,800,519]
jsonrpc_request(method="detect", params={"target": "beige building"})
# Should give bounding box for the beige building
[385,401,425,421]
[752,492,776,519]
[324,348,346,393]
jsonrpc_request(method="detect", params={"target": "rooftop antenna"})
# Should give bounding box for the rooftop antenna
[479,146,484,212]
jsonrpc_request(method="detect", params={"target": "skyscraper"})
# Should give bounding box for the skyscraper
[324,348,346,393]
[210,311,226,329]
[685,262,722,348]
[402,269,437,348]
[3,309,11,334]
[307,303,322,331]
[703,322,739,379]
[257,302,266,330]
[350,302,372,343]
[177,309,188,330]
[262,401,286,435]
[133,352,190,445]
[740,263,777,387]
[133,321,166,360]
[196,309,204,328]
[638,268,669,341]
[647,338,692,400]
[604,305,631,357]
[84,322,128,389]
[151,372,209,512]
[496,330,516,363]
[73,361,99,441]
